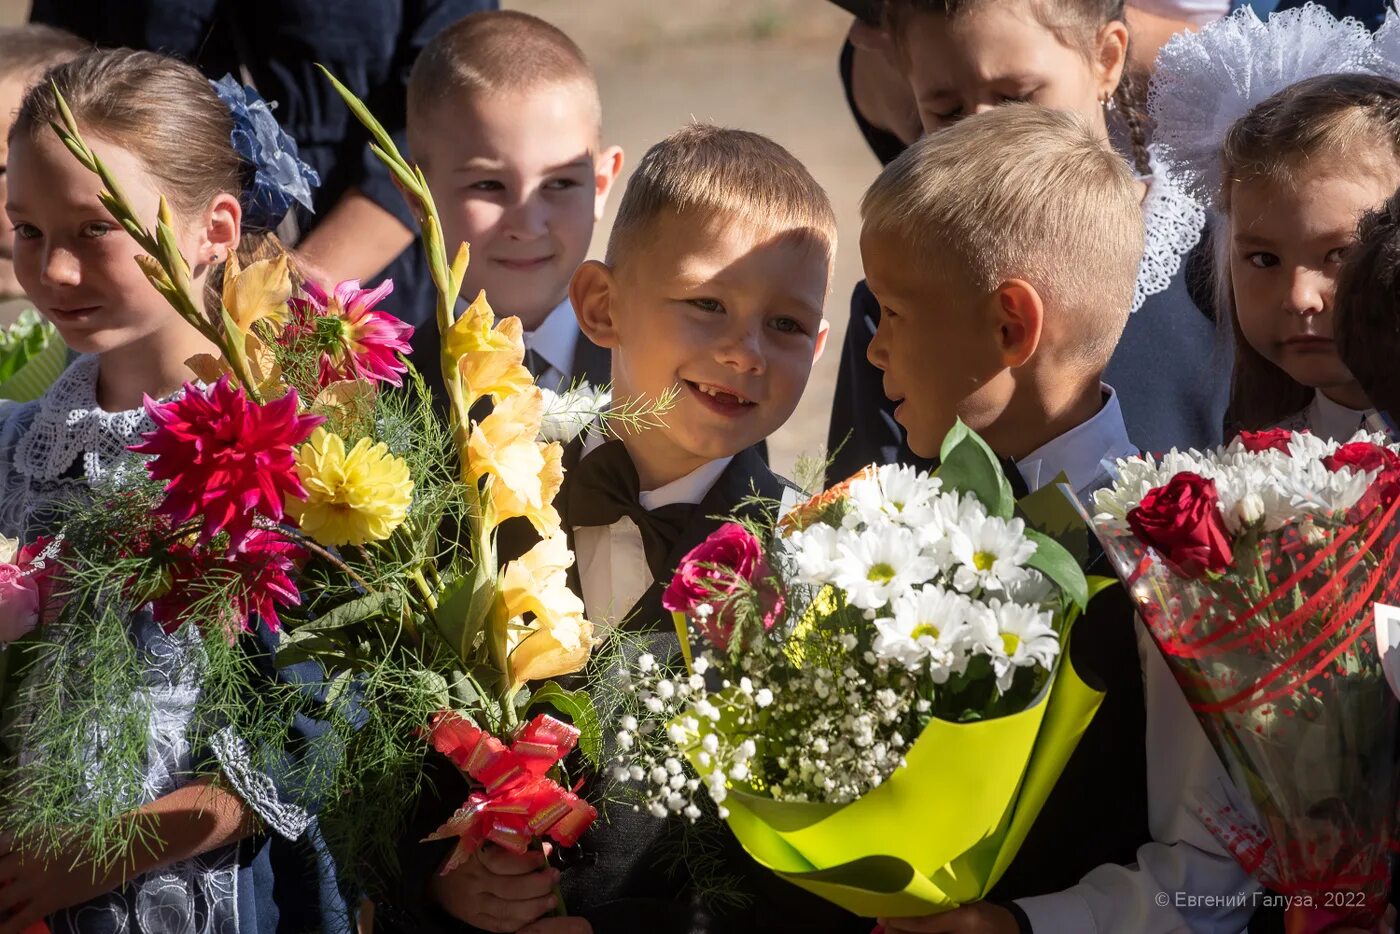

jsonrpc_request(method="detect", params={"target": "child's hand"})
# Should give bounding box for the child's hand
[428,843,561,933]
[0,832,109,934]
[879,903,1020,934]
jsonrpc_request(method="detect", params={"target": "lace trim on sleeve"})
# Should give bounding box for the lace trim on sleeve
[210,726,312,841]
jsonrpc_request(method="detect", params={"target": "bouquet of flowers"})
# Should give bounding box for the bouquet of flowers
[0,308,67,401]
[611,423,1109,917]
[0,78,639,890]
[1086,429,1400,932]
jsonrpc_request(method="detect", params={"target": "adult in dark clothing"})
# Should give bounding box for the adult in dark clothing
[28,0,496,375]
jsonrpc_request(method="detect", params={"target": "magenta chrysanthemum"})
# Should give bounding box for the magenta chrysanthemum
[291,278,415,387]
[131,376,323,547]
[152,529,304,636]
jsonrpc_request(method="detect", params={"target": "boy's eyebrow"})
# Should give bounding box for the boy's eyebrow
[452,154,594,174]
[918,72,1042,97]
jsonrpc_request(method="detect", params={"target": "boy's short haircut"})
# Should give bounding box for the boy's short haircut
[1335,189,1400,416]
[606,123,838,270]
[407,11,600,141]
[861,104,1143,368]
[0,24,87,84]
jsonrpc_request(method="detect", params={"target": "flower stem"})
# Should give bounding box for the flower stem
[270,526,376,594]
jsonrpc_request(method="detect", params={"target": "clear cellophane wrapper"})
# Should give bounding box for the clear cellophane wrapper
[1090,498,1400,931]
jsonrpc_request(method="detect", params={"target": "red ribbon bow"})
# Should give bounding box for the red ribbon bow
[423,712,598,874]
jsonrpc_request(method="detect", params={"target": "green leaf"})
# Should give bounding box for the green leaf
[1025,528,1089,610]
[1015,472,1091,566]
[434,564,494,664]
[447,669,482,711]
[936,419,1013,518]
[526,681,603,767]
[411,669,451,709]
[291,590,406,636]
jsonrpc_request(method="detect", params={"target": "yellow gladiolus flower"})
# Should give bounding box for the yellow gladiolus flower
[459,315,535,407]
[489,441,563,533]
[466,389,546,495]
[288,427,413,546]
[444,290,520,359]
[223,252,292,333]
[496,532,593,690]
[186,332,285,399]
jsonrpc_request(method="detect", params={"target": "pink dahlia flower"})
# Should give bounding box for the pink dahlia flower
[131,376,323,548]
[152,529,304,637]
[292,278,414,388]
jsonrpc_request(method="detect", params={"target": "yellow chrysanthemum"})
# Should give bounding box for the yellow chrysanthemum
[288,428,413,546]
[223,252,292,333]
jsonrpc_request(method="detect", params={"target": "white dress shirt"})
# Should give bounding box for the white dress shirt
[1301,391,1374,444]
[572,431,733,630]
[1010,384,1258,933]
[525,297,583,392]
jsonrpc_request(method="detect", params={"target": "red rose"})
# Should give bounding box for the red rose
[1324,442,1400,503]
[1127,473,1234,578]
[663,523,783,650]
[1236,428,1296,453]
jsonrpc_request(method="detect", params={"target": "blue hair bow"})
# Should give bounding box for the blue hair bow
[211,75,320,231]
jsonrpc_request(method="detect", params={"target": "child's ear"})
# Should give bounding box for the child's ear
[200,192,241,266]
[571,259,622,348]
[813,318,831,365]
[1094,19,1130,104]
[593,146,625,222]
[992,279,1043,367]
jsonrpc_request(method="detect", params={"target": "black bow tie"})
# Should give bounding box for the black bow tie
[564,440,695,582]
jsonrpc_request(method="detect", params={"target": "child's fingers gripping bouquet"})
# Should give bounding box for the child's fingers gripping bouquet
[0,47,353,932]
[1077,11,1400,931]
[610,423,1109,921]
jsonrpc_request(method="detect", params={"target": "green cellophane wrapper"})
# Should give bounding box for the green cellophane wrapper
[679,622,1104,917]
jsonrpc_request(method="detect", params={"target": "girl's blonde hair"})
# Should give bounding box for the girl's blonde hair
[11,48,294,309]
[1216,73,1400,431]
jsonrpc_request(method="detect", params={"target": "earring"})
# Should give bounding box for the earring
[1101,92,1117,113]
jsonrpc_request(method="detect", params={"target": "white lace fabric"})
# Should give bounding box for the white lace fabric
[0,355,157,538]
[1149,4,1383,202]
[1133,146,1207,314]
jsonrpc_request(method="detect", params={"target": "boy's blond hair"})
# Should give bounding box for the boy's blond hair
[606,123,837,270]
[0,24,86,84]
[407,11,600,151]
[862,104,1143,367]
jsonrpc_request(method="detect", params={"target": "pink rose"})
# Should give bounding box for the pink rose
[0,563,41,644]
[663,523,784,651]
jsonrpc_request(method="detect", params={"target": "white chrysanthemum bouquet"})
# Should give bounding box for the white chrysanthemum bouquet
[1087,428,1400,932]
[611,423,1109,918]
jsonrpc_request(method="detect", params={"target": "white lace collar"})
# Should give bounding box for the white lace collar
[14,354,157,486]
[1132,145,1207,314]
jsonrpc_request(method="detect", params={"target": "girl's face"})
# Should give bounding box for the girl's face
[1229,164,1398,400]
[4,130,229,355]
[898,3,1127,138]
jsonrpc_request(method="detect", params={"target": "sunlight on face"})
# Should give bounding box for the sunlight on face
[899,2,1114,138]
[5,130,200,355]
[417,83,613,329]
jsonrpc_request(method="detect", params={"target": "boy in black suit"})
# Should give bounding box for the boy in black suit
[423,123,839,934]
[862,106,1255,934]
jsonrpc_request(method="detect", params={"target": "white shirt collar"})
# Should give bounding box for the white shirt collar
[525,297,581,381]
[1014,384,1136,498]
[1306,391,1374,444]
[578,431,733,510]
